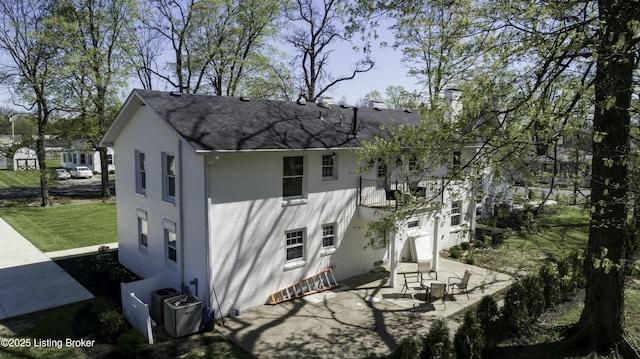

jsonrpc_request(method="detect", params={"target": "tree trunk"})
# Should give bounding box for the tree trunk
[36,135,50,207]
[98,146,111,199]
[570,0,636,353]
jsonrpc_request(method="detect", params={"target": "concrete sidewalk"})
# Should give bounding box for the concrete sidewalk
[0,218,94,319]
[218,258,512,358]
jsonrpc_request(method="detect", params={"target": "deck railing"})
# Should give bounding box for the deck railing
[358,177,445,210]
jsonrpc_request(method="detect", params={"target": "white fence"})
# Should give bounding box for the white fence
[121,276,160,344]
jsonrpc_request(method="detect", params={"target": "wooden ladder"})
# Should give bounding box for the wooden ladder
[268,266,340,305]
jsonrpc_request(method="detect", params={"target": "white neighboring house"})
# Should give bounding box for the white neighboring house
[61,144,114,173]
[100,90,482,318]
[9,147,39,171]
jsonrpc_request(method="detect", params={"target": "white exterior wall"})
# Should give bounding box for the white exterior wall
[61,147,115,173]
[113,105,206,295]
[206,149,372,314]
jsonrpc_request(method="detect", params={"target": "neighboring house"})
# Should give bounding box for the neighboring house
[9,147,39,171]
[100,90,480,317]
[61,143,115,173]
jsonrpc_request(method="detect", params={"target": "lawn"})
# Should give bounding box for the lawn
[0,201,117,252]
[0,169,52,189]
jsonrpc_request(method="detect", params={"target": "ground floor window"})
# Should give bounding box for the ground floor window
[451,201,461,226]
[286,229,305,261]
[164,220,177,262]
[322,224,335,248]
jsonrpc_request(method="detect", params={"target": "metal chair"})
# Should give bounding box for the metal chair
[418,260,437,280]
[448,270,472,299]
[400,269,423,299]
[427,282,447,310]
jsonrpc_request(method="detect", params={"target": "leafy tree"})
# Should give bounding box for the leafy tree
[286,0,373,102]
[384,85,421,110]
[52,0,134,199]
[138,0,282,96]
[0,0,59,206]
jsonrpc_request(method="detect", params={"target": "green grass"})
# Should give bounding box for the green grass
[0,169,49,189]
[474,206,589,274]
[0,201,116,252]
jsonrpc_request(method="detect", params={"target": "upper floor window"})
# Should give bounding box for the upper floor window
[163,153,176,202]
[283,156,304,198]
[135,151,146,195]
[453,151,462,173]
[451,201,462,226]
[322,154,337,180]
[377,158,387,179]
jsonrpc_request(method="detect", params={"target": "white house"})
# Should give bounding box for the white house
[100,90,479,318]
[61,143,114,173]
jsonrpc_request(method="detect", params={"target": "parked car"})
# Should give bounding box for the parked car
[52,168,71,180]
[70,166,93,179]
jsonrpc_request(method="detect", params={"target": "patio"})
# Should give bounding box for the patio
[218,257,513,358]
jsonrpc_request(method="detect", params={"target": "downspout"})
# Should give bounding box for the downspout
[389,230,397,288]
[204,157,217,311]
[178,140,185,293]
[432,216,440,273]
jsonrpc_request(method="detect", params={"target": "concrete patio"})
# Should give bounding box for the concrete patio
[218,257,513,358]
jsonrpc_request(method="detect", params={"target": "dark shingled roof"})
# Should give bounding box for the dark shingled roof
[133,90,423,152]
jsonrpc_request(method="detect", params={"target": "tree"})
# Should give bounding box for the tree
[138,0,282,95]
[286,0,373,102]
[352,0,640,354]
[53,0,134,199]
[0,0,58,206]
[384,85,421,110]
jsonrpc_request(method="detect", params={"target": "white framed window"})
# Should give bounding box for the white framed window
[283,156,304,198]
[322,224,335,248]
[322,153,337,180]
[451,201,462,226]
[377,159,387,179]
[107,154,113,165]
[163,153,176,202]
[137,209,148,248]
[453,151,462,173]
[80,153,86,164]
[285,229,305,262]
[135,150,146,195]
[164,219,177,263]
[407,220,420,229]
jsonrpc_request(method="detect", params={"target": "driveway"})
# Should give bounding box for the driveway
[217,258,512,358]
[0,218,93,319]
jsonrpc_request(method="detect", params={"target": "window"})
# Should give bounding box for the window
[107,154,113,165]
[137,210,148,248]
[163,153,176,201]
[451,201,462,226]
[322,224,335,248]
[285,229,305,261]
[453,151,462,173]
[377,159,387,179]
[164,220,177,263]
[80,153,86,164]
[73,153,77,164]
[322,154,337,180]
[409,154,419,171]
[283,156,304,198]
[62,153,67,162]
[135,151,146,194]
[88,155,92,166]
[407,220,420,229]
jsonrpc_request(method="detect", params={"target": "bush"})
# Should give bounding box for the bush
[521,275,545,319]
[116,328,146,358]
[90,297,117,315]
[389,337,420,359]
[421,319,452,359]
[454,310,485,359]
[99,309,126,340]
[92,246,138,283]
[499,282,531,333]
[475,296,499,347]
[461,242,471,250]
[539,261,562,307]
[464,249,475,265]
[449,246,462,259]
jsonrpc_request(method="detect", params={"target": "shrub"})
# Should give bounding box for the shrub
[521,275,545,319]
[475,296,499,347]
[99,309,126,340]
[499,282,530,333]
[421,319,452,359]
[464,249,475,265]
[539,261,562,307]
[116,328,146,358]
[453,310,485,359]
[389,337,420,359]
[449,246,461,259]
[473,239,485,248]
[90,297,117,315]
[461,242,471,250]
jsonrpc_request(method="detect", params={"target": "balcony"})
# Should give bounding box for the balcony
[358,177,445,210]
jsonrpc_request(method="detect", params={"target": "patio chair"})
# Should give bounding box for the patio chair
[400,269,423,299]
[418,260,437,280]
[427,282,447,310]
[448,270,472,299]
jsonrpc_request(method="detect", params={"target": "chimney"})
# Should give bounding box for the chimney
[352,107,358,134]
